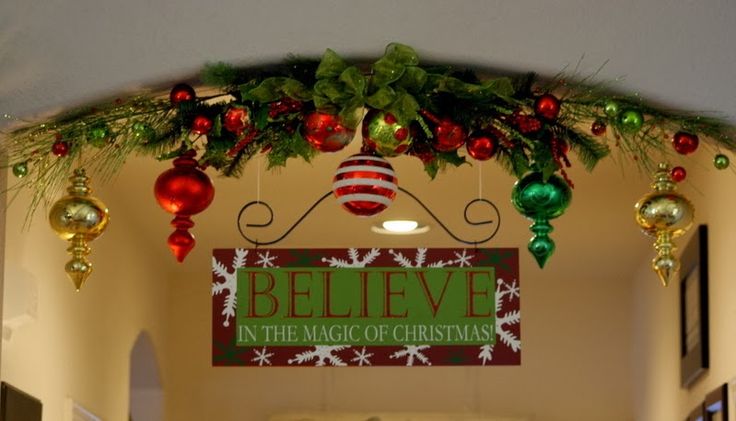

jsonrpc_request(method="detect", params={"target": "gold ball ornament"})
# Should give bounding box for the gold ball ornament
[49,169,110,290]
[634,163,694,286]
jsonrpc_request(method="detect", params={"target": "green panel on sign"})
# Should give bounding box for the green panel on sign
[235,267,496,346]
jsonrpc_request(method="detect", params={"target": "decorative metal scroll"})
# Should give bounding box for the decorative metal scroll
[237,187,500,247]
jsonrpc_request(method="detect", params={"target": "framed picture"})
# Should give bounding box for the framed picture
[704,383,728,421]
[680,224,709,388]
[0,382,42,421]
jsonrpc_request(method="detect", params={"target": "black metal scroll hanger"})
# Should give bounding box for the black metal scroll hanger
[237,187,501,247]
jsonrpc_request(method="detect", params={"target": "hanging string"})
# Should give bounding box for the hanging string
[257,154,261,203]
[478,163,482,199]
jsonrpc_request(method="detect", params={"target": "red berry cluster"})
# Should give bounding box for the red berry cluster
[268,98,303,118]
[511,112,542,135]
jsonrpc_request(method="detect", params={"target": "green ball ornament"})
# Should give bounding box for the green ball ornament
[618,109,644,133]
[714,154,730,170]
[511,172,572,220]
[511,172,572,268]
[361,110,413,157]
[87,124,110,147]
[603,101,620,117]
[12,162,28,178]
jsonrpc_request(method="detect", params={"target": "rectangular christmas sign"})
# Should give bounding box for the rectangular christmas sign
[212,248,520,366]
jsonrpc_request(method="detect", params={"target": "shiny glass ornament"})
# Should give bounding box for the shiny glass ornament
[170,83,196,105]
[223,107,250,135]
[672,131,699,155]
[303,112,355,152]
[511,172,572,268]
[591,119,607,136]
[362,110,413,157]
[12,162,28,178]
[618,109,644,133]
[634,163,694,286]
[714,154,730,169]
[48,169,110,290]
[466,134,498,161]
[87,123,110,147]
[52,140,70,157]
[154,150,215,262]
[534,94,561,121]
[191,115,213,136]
[332,153,398,217]
[603,101,620,117]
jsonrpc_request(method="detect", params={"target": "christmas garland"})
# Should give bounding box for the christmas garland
[5,43,735,208]
[4,43,735,286]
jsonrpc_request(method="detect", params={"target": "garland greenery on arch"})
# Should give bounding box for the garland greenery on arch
[3,43,735,215]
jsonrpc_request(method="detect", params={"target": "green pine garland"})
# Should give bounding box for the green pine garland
[3,43,736,220]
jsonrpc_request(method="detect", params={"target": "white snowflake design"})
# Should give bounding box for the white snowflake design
[212,249,248,327]
[388,248,455,268]
[212,248,280,327]
[251,346,274,366]
[288,345,350,366]
[350,346,374,366]
[255,250,278,268]
[453,249,473,267]
[478,278,521,365]
[390,345,432,366]
[321,248,381,267]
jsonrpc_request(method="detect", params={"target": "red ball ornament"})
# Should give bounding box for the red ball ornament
[191,115,213,136]
[169,83,196,105]
[672,131,699,155]
[534,94,561,121]
[51,140,70,157]
[433,119,466,152]
[671,166,687,182]
[223,107,250,135]
[466,133,498,161]
[332,153,398,217]
[303,112,355,152]
[591,119,607,136]
[154,150,215,262]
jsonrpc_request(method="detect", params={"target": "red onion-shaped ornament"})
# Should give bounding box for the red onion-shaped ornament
[303,112,355,152]
[154,150,215,262]
[332,153,398,217]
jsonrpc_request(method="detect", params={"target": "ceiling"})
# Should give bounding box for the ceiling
[1,0,735,282]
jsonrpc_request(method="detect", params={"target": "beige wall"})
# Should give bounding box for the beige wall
[1,184,169,421]
[632,161,736,420]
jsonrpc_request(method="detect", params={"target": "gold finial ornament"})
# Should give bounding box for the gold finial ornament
[634,163,694,286]
[48,169,110,290]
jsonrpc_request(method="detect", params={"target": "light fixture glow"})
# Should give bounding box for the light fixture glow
[382,220,419,233]
[371,220,429,235]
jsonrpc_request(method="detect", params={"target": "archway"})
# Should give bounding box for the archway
[129,332,163,421]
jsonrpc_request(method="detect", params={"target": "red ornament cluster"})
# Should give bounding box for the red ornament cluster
[512,112,543,135]
[154,150,215,262]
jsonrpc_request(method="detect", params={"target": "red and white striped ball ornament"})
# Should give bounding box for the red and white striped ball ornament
[332,153,398,217]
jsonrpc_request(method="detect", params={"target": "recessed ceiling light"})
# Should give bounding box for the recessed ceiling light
[371,219,429,235]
